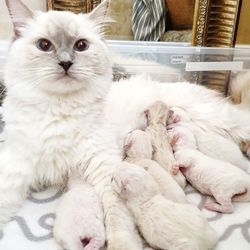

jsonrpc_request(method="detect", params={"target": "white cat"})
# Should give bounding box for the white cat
[2,0,250,250]
[2,1,144,249]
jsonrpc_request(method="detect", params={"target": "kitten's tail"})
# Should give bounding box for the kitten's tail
[218,101,250,143]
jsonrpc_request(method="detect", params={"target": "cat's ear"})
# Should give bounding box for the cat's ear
[5,0,33,38]
[88,0,110,25]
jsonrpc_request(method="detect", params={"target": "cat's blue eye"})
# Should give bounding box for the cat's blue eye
[36,39,54,52]
[74,39,89,52]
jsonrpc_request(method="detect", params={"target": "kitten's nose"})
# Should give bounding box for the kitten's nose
[58,61,73,72]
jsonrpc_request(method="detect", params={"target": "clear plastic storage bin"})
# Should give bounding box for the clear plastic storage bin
[108,40,250,94]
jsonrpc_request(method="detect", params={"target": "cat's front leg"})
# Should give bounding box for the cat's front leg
[0,147,32,229]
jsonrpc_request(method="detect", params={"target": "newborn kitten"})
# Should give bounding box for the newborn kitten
[124,129,187,203]
[169,109,250,213]
[54,172,105,250]
[145,101,186,188]
[112,165,217,250]
[168,106,250,172]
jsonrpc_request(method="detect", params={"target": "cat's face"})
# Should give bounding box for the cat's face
[5,0,112,96]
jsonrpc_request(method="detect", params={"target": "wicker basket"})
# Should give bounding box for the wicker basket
[47,0,102,13]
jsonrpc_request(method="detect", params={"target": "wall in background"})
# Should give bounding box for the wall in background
[236,0,250,45]
[0,0,46,39]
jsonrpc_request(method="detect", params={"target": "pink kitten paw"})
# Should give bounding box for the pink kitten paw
[172,114,180,123]
[170,134,179,147]
[172,164,180,175]
[204,202,233,214]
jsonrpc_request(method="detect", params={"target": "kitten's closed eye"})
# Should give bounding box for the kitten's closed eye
[74,39,89,52]
[36,39,54,52]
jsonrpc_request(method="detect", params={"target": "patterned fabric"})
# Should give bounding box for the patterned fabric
[0,82,5,106]
[132,0,167,41]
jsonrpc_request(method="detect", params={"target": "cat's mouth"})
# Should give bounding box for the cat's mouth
[57,72,76,80]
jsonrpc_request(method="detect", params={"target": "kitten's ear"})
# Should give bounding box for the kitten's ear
[124,141,132,152]
[168,109,174,119]
[88,0,110,25]
[5,0,33,38]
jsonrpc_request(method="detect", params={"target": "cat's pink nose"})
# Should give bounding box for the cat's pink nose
[58,61,73,72]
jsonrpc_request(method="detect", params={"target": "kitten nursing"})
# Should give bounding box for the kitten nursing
[168,107,250,213]
[2,0,250,249]
[124,129,187,203]
[144,101,186,188]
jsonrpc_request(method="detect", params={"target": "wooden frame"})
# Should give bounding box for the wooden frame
[191,0,242,94]
[47,0,101,13]
[192,0,242,47]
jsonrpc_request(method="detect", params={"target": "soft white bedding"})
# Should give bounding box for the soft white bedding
[0,185,249,250]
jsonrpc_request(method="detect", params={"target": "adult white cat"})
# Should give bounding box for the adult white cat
[1,0,250,250]
[2,1,144,249]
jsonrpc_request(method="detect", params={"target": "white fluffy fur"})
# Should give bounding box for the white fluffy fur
[230,71,250,108]
[229,71,250,159]
[54,173,105,250]
[113,165,217,250]
[2,0,250,249]
[2,1,144,250]
[168,106,250,172]
[168,109,250,213]
[105,75,250,145]
[125,129,187,203]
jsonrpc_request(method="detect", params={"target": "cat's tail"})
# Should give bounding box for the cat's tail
[230,71,250,109]
[213,100,250,143]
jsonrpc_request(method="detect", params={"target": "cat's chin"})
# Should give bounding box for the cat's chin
[55,73,78,82]
[40,77,86,96]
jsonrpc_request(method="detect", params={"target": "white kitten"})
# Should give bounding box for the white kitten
[168,111,250,213]
[124,129,187,203]
[144,101,186,188]
[113,164,217,250]
[54,173,105,250]
[168,106,250,172]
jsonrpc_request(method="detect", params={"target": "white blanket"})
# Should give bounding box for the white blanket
[0,186,249,250]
